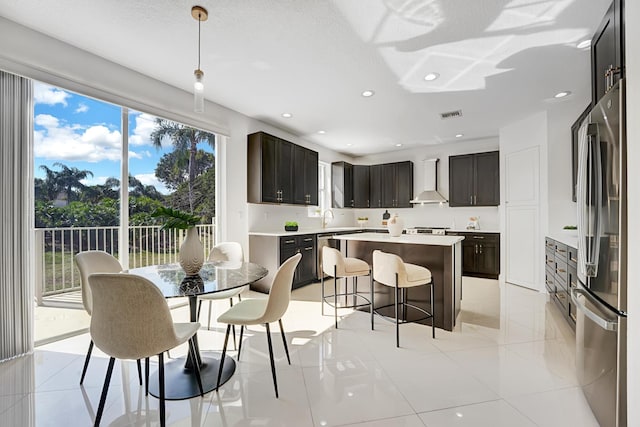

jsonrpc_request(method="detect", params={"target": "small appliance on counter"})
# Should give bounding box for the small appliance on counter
[405,227,449,235]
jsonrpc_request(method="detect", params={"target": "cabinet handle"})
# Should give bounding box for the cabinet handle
[470,196,473,204]
[479,244,483,254]
[558,268,566,273]
[304,238,313,242]
[475,244,478,254]
[474,236,485,240]
[284,239,295,244]
[304,247,313,251]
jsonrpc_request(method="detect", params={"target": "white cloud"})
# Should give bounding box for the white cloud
[35,114,59,128]
[34,82,71,106]
[134,173,170,195]
[75,103,89,113]
[129,150,143,160]
[80,176,111,187]
[34,117,122,162]
[129,113,160,147]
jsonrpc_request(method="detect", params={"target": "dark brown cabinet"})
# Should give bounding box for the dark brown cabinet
[279,234,316,288]
[331,161,354,208]
[333,160,413,209]
[369,164,383,208]
[449,232,500,279]
[381,161,413,208]
[247,131,318,205]
[293,145,318,205]
[591,0,624,104]
[545,237,578,330]
[353,165,370,208]
[449,151,499,207]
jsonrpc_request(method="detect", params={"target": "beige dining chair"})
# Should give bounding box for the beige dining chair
[197,242,247,330]
[88,273,203,427]
[216,253,302,398]
[321,246,373,329]
[75,251,144,386]
[372,250,435,347]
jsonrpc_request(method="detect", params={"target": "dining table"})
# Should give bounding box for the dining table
[129,260,268,400]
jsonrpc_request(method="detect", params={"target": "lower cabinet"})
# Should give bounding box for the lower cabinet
[249,234,317,293]
[545,237,578,330]
[447,232,500,279]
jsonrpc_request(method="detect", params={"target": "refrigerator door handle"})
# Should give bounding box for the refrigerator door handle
[571,288,618,331]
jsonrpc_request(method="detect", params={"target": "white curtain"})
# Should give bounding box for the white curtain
[0,70,34,360]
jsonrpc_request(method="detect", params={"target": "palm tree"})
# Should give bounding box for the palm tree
[150,119,215,212]
[50,162,94,202]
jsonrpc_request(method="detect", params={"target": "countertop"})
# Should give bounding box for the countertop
[548,233,578,248]
[333,232,464,246]
[249,227,498,237]
[249,227,385,237]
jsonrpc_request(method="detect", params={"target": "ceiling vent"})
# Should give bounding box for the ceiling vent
[440,109,463,119]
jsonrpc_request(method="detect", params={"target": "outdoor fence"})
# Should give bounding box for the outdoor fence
[34,222,216,305]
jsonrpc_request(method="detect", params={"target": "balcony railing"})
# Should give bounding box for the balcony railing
[34,222,216,305]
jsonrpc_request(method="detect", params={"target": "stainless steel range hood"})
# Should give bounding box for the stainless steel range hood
[410,159,448,205]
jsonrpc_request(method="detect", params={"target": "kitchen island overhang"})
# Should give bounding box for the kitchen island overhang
[333,232,464,331]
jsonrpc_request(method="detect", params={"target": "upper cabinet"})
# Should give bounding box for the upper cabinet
[247,131,318,205]
[591,0,624,104]
[332,161,413,209]
[331,161,354,208]
[353,165,370,208]
[449,151,499,207]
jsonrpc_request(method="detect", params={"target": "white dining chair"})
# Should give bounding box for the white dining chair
[215,253,301,398]
[88,273,203,427]
[372,250,435,347]
[75,251,145,386]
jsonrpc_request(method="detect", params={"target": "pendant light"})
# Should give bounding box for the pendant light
[191,5,208,113]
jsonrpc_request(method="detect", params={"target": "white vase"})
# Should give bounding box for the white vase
[387,214,404,237]
[179,227,204,276]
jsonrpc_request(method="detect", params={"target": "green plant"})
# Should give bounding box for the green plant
[151,206,201,230]
[357,217,368,221]
[285,221,298,227]
[563,225,577,230]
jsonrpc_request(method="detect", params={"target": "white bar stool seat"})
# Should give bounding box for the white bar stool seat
[372,250,435,347]
[321,247,373,329]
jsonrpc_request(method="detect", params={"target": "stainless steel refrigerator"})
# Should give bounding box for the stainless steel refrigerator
[575,78,626,427]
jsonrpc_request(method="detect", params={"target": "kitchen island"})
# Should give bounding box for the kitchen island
[333,232,464,331]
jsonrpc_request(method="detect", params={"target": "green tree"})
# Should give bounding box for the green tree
[150,119,215,212]
[39,162,94,203]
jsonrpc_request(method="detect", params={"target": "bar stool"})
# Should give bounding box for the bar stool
[321,246,373,329]
[372,250,435,347]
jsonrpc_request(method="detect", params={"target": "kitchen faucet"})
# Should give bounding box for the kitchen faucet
[322,209,334,229]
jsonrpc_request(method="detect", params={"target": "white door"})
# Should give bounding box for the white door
[505,146,540,290]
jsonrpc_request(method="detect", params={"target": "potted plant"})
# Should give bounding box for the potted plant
[357,216,368,227]
[563,225,578,236]
[152,207,203,275]
[284,221,298,232]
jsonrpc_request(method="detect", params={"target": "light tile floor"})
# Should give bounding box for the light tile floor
[0,278,599,426]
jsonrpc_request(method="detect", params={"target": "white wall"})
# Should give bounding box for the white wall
[354,138,501,231]
[625,1,639,424]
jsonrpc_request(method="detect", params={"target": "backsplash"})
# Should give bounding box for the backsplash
[248,203,499,231]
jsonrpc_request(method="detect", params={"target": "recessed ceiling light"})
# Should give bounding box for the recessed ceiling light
[281,112,292,118]
[455,133,464,138]
[346,143,353,147]
[361,90,375,97]
[395,143,403,147]
[577,39,591,49]
[317,130,326,134]
[554,91,571,99]
[424,72,440,81]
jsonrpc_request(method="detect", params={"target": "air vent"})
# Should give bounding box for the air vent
[440,110,463,119]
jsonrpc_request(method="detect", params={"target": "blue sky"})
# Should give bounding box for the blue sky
[33,82,215,194]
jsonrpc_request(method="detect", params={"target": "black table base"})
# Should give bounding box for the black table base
[148,352,236,400]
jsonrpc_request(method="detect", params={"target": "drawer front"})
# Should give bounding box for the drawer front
[280,236,298,248]
[298,234,315,246]
[467,233,499,243]
[545,252,556,270]
[555,242,568,262]
[567,245,578,267]
[545,237,556,252]
[555,288,569,312]
[555,261,568,290]
[545,269,556,293]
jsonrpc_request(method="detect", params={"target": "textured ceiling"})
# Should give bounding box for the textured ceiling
[0,0,609,155]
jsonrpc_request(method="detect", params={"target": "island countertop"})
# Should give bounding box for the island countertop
[333,232,464,246]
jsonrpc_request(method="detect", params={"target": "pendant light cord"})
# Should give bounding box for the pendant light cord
[197,13,201,70]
